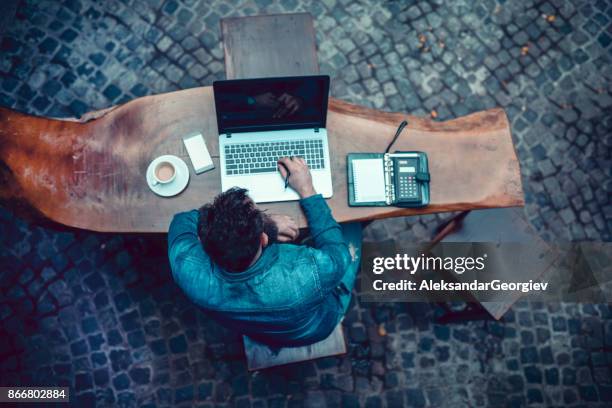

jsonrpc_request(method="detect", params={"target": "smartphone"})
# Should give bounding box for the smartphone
[183,133,214,174]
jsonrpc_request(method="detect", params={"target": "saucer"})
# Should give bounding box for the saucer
[146,155,190,197]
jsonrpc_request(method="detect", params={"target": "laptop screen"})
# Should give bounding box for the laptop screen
[213,75,329,134]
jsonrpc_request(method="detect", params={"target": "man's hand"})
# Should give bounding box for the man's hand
[268,214,299,242]
[278,157,316,199]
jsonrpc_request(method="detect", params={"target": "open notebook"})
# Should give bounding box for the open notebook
[352,158,387,203]
[347,152,430,207]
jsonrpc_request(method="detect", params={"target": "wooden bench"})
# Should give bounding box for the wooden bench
[243,321,347,371]
[431,208,554,321]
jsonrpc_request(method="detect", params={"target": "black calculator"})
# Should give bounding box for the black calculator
[393,157,421,203]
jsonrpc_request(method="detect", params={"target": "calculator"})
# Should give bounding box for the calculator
[393,157,421,203]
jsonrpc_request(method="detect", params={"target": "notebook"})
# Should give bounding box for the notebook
[352,158,386,203]
[347,152,430,208]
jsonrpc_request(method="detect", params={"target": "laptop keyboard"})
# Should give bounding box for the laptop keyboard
[224,140,325,175]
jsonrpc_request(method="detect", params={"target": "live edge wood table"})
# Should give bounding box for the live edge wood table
[0,14,524,233]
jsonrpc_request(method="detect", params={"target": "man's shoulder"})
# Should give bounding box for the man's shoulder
[170,209,199,228]
[169,238,209,275]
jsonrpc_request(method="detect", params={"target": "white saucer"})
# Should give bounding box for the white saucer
[146,155,190,197]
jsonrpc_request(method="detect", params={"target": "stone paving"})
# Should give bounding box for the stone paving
[0,0,611,407]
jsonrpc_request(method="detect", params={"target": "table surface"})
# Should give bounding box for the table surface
[0,13,524,233]
[0,94,524,232]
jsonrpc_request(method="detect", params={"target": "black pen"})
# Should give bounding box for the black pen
[278,162,290,190]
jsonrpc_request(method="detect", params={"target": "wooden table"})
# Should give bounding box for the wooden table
[0,14,524,233]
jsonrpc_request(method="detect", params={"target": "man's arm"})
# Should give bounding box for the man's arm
[278,157,350,291]
[301,194,350,290]
[168,210,214,304]
[168,209,200,265]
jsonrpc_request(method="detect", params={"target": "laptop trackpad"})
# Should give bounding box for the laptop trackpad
[225,173,301,203]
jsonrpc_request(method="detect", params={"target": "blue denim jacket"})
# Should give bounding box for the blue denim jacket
[168,194,351,346]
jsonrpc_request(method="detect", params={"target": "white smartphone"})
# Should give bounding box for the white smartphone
[183,133,214,174]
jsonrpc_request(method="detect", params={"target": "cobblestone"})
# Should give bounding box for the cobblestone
[1,0,611,407]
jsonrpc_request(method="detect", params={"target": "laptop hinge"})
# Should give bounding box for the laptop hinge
[225,133,231,138]
[314,128,319,133]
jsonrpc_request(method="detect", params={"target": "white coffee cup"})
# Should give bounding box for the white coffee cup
[153,161,176,185]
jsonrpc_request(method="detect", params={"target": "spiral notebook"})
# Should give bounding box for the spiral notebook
[352,158,387,203]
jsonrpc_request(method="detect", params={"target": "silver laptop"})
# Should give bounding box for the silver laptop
[213,75,333,203]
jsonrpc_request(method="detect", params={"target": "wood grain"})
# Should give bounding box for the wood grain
[221,13,319,79]
[243,323,346,370]
[0,87,523,232]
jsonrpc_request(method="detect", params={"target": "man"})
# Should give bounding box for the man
[168,157,358,346]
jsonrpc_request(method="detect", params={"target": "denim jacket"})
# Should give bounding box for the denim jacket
[168,194,351,346]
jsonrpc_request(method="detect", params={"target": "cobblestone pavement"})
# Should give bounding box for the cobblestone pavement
[1,0,611,407]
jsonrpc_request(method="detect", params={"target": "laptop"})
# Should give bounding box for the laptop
[213,75,333,203]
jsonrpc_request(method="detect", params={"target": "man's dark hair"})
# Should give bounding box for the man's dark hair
[198,188,276,272]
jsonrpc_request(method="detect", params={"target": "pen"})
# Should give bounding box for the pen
[278,162,290,190]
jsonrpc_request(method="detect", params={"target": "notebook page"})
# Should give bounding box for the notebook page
[352,159,386,203]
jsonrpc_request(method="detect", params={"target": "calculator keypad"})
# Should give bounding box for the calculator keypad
[399,176,418,199]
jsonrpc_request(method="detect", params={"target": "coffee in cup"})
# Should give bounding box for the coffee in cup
[153,161,176,185]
